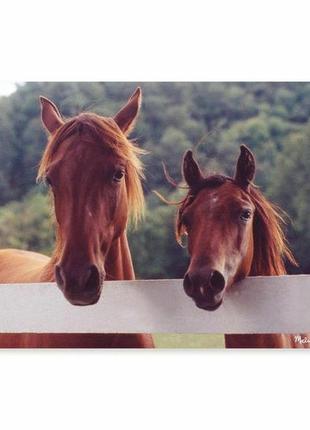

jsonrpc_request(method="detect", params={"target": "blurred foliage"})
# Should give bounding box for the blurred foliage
[128,201,188,279]
[269,126,310,272]
[0,82,309,275]
[0,188,53,255]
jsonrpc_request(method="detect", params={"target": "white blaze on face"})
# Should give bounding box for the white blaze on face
[210,194,219,207]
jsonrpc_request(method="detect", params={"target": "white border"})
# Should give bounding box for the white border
[1,1,309,428]
[1,1,310,81]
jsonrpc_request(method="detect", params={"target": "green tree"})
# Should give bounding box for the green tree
[269,126,310,272]
[0,189,53,255]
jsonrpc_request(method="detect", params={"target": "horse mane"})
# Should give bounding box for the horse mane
[175,175,297,276]
[37,113,145,225]
[247,186,296,275]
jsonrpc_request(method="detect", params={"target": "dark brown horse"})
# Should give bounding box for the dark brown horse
[0,88,153,348]
[176,145,310,348]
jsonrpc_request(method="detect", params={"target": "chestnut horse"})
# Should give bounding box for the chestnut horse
[0,88,153,348]
[177,145,310,348]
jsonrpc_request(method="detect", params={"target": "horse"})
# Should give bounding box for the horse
[0,87,154,348]
[175,145,310,348]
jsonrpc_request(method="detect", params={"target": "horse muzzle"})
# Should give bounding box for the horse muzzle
[55,263,105,306]
[183,269,226,311]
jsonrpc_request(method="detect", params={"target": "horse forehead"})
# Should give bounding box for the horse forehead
[196,185,251,210]
[68,139,110,159]
[53,140,119,172]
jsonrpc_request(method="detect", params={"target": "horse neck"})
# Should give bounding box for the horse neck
[41,231,135,282]
[249,260,287,277]
[104,232,135,281]
[249,238,287,277]
[225,233,290,348]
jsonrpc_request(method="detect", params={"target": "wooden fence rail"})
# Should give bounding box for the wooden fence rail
[0,276,309,334]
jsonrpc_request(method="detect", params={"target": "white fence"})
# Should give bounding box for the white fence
[0,275,309,334]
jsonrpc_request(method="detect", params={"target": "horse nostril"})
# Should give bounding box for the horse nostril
[85,264,100,289]
[183,273,194,297]
[209,270,226,293]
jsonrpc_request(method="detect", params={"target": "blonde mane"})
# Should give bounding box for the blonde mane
[37,112,145,224]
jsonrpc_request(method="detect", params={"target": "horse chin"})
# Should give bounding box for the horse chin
[194,298,223,311]
[62,286,103,306]
[67,295,101,306]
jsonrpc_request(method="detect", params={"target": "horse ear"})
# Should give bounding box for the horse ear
[182,150,204,188]
[234,145,256,189]
[113,87,142,135]
[40,96,64,134]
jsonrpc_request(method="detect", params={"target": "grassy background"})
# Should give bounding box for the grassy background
[153,334,225,348]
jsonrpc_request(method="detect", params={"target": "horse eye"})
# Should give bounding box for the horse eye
[113,169,125,182]
[240,209,252,222]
